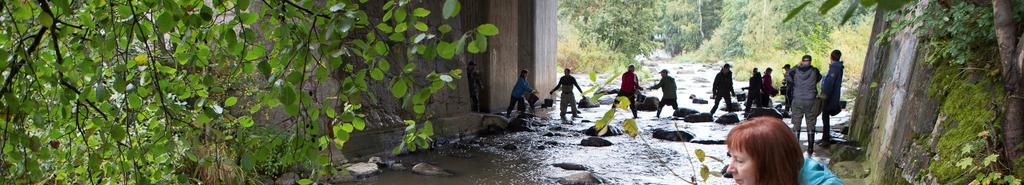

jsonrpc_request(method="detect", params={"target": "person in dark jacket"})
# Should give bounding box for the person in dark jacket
[743,68,762,112]
[650,69,678,118]
[781,64,793,114]
[761,68,778,108]
[819,50,845,147]
[788,55,823,155]
[467,61,484,112]
[506,69,534,118]
[711,64,736,115]
[550,68,585,121]
[615,65,642,119]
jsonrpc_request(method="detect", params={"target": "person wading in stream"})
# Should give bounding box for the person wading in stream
[550,68,584,122]
[782,64,793,114]
[506,69,534,118]
[761,68,778,108]
[787,55,823,155]
[742,68,762,112]
[615,65,642,119]
[649,69,678,118]
[467,61,484,113]
[819,50,845,147]
[711,64,736,115]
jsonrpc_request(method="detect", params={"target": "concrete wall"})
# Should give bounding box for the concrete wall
[532,0,558,100]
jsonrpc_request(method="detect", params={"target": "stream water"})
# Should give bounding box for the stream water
[344,62,851,184]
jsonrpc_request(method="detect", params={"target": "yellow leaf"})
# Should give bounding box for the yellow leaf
[135,54,149,66]
[623,119,638,138]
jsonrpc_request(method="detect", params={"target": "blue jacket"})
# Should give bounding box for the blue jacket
[511,77,532,98]
[801,158,845,185]
[820,61,844,111]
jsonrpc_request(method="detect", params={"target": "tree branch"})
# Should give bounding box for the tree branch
[284,0,331,19]
[0,27,47,101]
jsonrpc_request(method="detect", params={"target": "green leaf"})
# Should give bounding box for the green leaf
[374,41,389,55]
[353,117,366,131]
[439,24,453,34]
[588,71,597,82]
[376,23,394,33]
[39,12,54,28]
[419,121,434,136]
[878,0,911,11]
[467,40,480,54]
[956,157,974,169]
[239,12,258,25]
[695,149,706,163]
[245,45,265,61]
[615,96,631,110]
[983,154,1000,167]
[442,0,461,19]
[156,12,176,33]
[236,0,251,10]
[437,41,455,60]
[474,34,487,51]
[784,1,812,22]
[839,2,860,25]
[391,78,408,98]
[414,22,428,32]
[818,0,841,15]
[700,165,710,181]
[238,116,254,127]
[128,94,143,109]
[623,119,638,138]
[371,68,385,80]
[225,97,238,107]
[395,7,407,22]
[477,24,499,36]
[297,179,313,185]
[395,22,408,32]
[412,8,430,17]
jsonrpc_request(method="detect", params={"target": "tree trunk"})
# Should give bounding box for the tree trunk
[993,0,1023,164]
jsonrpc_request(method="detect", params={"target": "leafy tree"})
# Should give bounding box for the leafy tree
[560,0,662,59]
[0,0,495,183]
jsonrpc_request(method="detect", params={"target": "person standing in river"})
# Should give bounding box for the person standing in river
[743,68,763,112]
[781,64,793,114]
[711,64,736,115]
[819,50,845,147]
[550,68,585,121]
[467,61,484,113]
[615,65,642,119]
[761,68,778,108]
[649,69,678,118]
[787,55,823,155]
[506,69,534,118]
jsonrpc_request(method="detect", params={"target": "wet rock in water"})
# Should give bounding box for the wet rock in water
[692,98,709,104]
[412,163,454,177]
[509,116,540,132]
[582,125,624,136]
[831,161,868,178]
[502,144,519,150]
[543,132,556,137]
[684,113,714,123]
[720,102,742,112]
[715,113,741,124]
[694,77,710,83]
[652,128,695,142]
[368,157,384,165]
[578,97,599,108]
[536,145,547,150]
[601,88,620,95]
[830,144,865,162]
[545,141,561,146]
[597,96,616,105]
[745,108,783,119]
[582,120,593,123]
[320,172,356,184]
[673,108,700,118]
[553,163,589,171]
[580,137,613,147]
[637,97,660,111]
[558,171,604,185]
[275,172,299,185]
[736,93,747,102]
[346,162,381,178]
[690,140,726,145]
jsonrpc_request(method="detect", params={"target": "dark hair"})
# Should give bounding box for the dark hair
[783,64,791,69]
[723,64,732,69]
[520,69,529,77]
[831,50,842,61]
[801,55,812,61]
[727,117,804,185]
[765,68,773,73]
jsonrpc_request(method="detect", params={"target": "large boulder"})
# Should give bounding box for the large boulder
[652,128,694,142]
[746,108,783,119]
[684,113,714,123]
[558,172,604,185]
[672,108,700,118]
[720,102,742,112]
[692,98,709,104]
[508,114,543,132]
[412,163,454,177]
[831,161,868,179]
[345,162,380,178]
[597,96,616,105]
[582,125,624,136]
[637,97,660,111]
[715,113,741,124]
[580,137,613,147]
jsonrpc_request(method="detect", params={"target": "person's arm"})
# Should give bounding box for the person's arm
[573,78,584,94]
[550,78,563,94]
[712,74,720,96]
[634,75,642,91]
[650,78,664,90]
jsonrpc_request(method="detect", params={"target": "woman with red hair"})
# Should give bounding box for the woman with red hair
[726,117,844,185]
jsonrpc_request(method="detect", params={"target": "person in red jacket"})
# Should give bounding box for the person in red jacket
[615,65,642,119]
[760,68,778,108]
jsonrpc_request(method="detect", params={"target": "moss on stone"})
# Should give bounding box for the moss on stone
[926,64,1004,183]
